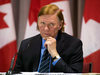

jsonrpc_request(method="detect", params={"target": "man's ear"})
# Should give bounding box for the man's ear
[58,20,63,30]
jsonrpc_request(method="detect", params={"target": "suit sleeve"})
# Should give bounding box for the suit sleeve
[54,40,83,73]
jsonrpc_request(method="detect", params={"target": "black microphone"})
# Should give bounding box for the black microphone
[6,42,31,75]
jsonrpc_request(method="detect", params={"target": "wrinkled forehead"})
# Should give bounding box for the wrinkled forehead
[38,14,60,23]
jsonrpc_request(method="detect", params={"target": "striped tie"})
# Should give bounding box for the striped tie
[39,49,50,73]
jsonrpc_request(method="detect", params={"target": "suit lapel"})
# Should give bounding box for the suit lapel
[56,33,65,54]
[28,34,42,71]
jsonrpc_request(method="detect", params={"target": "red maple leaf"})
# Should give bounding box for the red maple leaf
[84,0,100,23]
[0,0,10,5]
[0,12,9,29]
[28,0,66,26]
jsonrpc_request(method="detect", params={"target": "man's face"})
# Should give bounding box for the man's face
[38,14,62,40]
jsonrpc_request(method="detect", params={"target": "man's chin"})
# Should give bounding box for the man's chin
[43,37,48,40]
[42,36,56,40]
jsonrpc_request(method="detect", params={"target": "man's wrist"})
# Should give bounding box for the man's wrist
[52,55,60,61]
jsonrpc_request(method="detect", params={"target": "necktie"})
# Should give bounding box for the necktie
[39,48,50,73]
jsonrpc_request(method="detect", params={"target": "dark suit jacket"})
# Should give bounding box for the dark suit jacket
[14,32,83,73]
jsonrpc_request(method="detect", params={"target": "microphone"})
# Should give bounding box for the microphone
[6,42,31,75]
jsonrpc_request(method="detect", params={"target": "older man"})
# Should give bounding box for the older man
[14,4,83,73]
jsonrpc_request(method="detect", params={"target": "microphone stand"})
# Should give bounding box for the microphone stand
[6,42,31,75]
[6,53,18,75]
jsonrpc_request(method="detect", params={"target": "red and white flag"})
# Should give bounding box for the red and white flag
[24,0,73,39]
[0,0,17,72]
[81,0,100,73]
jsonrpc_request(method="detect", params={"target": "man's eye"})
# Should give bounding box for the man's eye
[50,23,54,26]
[41,22,45,25]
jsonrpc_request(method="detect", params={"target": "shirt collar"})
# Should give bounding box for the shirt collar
[42,38,46,49]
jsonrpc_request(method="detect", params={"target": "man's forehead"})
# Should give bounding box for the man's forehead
[38,14,60,22]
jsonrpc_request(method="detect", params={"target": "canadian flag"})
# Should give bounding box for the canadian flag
[81,0,100,73]
[0,0,17,72]
[24,0,73,39]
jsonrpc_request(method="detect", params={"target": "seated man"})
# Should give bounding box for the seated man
[14,4,83,73]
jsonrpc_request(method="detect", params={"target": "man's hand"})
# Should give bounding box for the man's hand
[44,37,59,58]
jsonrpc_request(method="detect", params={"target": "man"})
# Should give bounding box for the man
[14,4,83,73]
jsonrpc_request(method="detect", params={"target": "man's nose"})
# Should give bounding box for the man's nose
[44,25,49,30]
